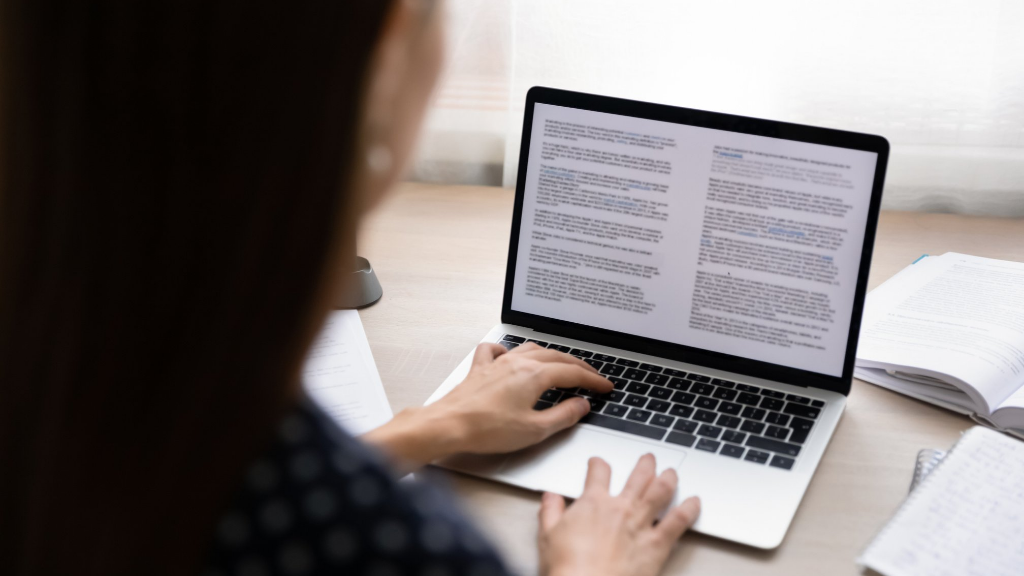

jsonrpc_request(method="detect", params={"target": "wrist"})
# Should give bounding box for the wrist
[364,404,468,468]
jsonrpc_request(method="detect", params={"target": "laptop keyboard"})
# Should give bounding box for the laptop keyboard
[500,335,825,471]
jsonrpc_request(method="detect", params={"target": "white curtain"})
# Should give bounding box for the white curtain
[413,0,1024,216]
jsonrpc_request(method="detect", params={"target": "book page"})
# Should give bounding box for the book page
[857,253,1024,414]
[511,103,879,377]
[859,426,1024,576]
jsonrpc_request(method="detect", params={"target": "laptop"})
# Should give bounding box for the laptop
[426,87,888,549]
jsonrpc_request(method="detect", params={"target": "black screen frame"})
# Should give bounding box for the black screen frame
[501,86,889,396]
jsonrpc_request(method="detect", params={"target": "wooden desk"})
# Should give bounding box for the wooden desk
[358,182,1024,575]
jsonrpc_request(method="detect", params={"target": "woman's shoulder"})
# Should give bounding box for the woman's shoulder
[203,398,508,576]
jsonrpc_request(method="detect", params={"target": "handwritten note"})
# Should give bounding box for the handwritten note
[303,310,393,435]
[859,426,1024,576]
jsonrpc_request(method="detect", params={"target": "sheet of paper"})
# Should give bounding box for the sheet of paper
[302,310,393,435]
[856,253,1024,414]
[859,426,1024,576]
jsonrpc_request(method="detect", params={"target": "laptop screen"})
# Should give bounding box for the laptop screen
[509,101,880,378]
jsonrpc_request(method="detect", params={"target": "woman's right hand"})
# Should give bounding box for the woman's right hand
[538,454,701,576]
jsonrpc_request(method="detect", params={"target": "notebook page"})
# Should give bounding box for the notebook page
[859,426,1024,576]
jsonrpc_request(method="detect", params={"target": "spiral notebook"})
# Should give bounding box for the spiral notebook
[858,426,1024,576]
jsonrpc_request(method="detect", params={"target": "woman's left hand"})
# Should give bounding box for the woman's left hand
[363,342,612,471]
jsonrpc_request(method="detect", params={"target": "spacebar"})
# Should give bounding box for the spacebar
[580,413,667,441]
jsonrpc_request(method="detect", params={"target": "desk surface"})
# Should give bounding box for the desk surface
[358,182,1024,576]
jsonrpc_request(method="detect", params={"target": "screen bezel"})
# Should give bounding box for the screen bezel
[501,86,889,396]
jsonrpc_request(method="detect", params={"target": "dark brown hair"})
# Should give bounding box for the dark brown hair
[0,2,393,574]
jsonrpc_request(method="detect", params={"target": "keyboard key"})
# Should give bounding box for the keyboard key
[526,340,549,347]
[736,383,761,393]
[741,407,767,421]
[650,414,674,428]
[625,382,650,395]
[671,391,696,405]
[593,353,617,363]
[696,438,721,452]
[689,374,712,383]
[647,387,673,400]
[616,358,640,368]
[586,399,606,412]
[697,424,723,438]
[673,419,698,433]
[639,363,662,373]
[581,413,666,441]
[647,400,671,413]
[717,401,742,416]
[716,415,741,429]
[769,455,795,470]
[765,425,790,440]
[722,430,747,444]
[669,405,694,419]
[694,397,719,410]
[662,369,687,377]
[667,378,691,391]
[693,409,718,423]
[786,394,811,405]
[721,444,745,458]
[549,344,571,353]
[712,388,737,401]
[746,436,802,457]
[789,428,810,444]
[626,409,652,423]
[736,392,760,406]
[760,389,785,399]
[570,348,593,358]
[604,403,628,417]
[760,397,784,411]
[644,373,668,386]
[666,431,697,447]
[788,417,814,444]
[624,394,648,408]
[711,378,735,388]
[691,383,715,395]
[783,403,821,419]
[609,377,628,390]
[811,399,826,408]
[600,364,625,377]
[540,389,563,402]
[533,400,552,410]
[501,334,526,343]
[499,340,519,350]
[740,420,765,434]
[789,416,814,432]
[623,368,646,381]
[744,449,770,464]
[604,390,626,403]
[585,359,604,370]
[766,412,790,426]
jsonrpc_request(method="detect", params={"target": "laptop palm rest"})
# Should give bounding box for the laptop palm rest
[495,425,687,498]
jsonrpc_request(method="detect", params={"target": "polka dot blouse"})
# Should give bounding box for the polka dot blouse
[202,397,512,576]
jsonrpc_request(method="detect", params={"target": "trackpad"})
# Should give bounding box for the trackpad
[498,426,687,499]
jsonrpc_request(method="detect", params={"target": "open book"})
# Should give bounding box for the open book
[855,253,1024,439]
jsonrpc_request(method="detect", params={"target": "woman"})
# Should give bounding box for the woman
[0,1,701,574]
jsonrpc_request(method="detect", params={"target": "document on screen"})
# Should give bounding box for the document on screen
[510,104,878,376]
